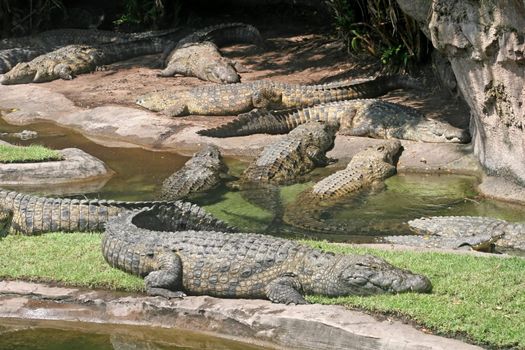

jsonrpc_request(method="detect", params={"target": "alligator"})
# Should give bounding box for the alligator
[159,41,246,83]
[239,121,338,185]
[0,188,233,236]
[383,216,525,252]
[0,37,171,84]
[135,75,420,117]
[102,206,432,303]
[159,144,227,200]
[199,99,471,143]
[0,28,182,74]
[283,140,402,234]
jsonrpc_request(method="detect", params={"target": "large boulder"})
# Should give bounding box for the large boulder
[397,0,525,185]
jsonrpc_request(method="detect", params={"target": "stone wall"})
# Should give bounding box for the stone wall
[397,0,525,185]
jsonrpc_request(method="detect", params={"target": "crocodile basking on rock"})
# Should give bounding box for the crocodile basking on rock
[135,75,420,117]
[239,121,338,185]
[0,188,232,236]
[159,23,262,83]
[102,206,432,303]
[1,37,170,84]
[159,144,227,200]
[159,41,247,83]
[283,140,402,234]
[0,28,182,74]
[383,216,525,252]
[199,99,470,143]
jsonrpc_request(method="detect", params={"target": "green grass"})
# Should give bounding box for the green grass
[0,144,63,163]
[0,233,523,348]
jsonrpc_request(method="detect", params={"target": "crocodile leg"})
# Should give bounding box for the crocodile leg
[163,103,189,117]
[144,252,186,299]
[265,276,308,304]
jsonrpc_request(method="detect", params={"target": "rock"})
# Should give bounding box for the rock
[396,0,525,187]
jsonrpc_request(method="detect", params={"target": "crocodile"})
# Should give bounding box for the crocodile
[159,41,246,83]
[159,144,227,200]
[283,140,402,234]
[0,129,38,140]
[0,28,182,74]
[199,99,471,143]
[135,75,420,117]
[159,22,262,83]
[383,216,525,252]
[1,37,170,84]
[239,121,338,185]
[0,188,233,236]
[102,206,432,303]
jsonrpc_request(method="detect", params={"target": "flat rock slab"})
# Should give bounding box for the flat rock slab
[0,144,112,194]
[0,281,482,350]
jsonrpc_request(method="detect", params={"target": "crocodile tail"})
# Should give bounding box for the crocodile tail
[177,23,264,48]
[198,108,297,138]
[98,37,167,64]
[0,47,45,74]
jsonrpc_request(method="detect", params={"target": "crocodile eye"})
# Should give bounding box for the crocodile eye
[346,276,368,286]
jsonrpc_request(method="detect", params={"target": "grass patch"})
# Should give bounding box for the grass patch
[0,233,523,348]
[0,144,63,163]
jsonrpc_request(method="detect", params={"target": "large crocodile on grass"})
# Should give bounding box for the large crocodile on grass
[383,216,525,251]
[283,140,402,234]
[0,188,233,236]
[135,75,420,117]
[159,144,228,200]
[239,121,338,185]
[199,99,471,143]
[102,206,432,304]
[0,28,182,74]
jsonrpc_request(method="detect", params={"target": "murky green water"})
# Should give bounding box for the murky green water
[0,318,269,350]
[1,116,524,242]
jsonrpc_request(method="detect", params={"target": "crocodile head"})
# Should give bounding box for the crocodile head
[310,254,432,296]
[405,118,471,143]
[136,92,189,117]
[204,59,240,84]
[0,62,36,85]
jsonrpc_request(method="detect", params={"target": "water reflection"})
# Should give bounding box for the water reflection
[0,318,268,350]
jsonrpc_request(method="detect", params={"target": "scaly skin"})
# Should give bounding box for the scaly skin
[283,141,401,233]
[1,37,168,84]
[159,23,263,83]
[385,216,525,251]
[199,99,471,143]
[0,188,234,236]
[0,28,182,74]
[102,207,432,303]
[240,121,338,185]
[159,144,227,200]
[136,75,420,117]
[159,41,242,83]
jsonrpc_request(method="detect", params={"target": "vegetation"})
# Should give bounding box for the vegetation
[0,232,523,348]
[0,144,63,163]
[326,0,429,71]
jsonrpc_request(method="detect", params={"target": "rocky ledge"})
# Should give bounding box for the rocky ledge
[0,280,482,350]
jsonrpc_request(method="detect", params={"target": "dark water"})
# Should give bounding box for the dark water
[1,115,524,241]
[0,318,269,350]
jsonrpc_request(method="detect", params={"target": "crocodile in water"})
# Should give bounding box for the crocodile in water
[0,188,233,236]
[159,144,227,200]
[384,216,525,252]
[240,121,337,185]
[199,99,470,143]
[102,206,432,304]
[283,140,402,234]
[135,75,420,117]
